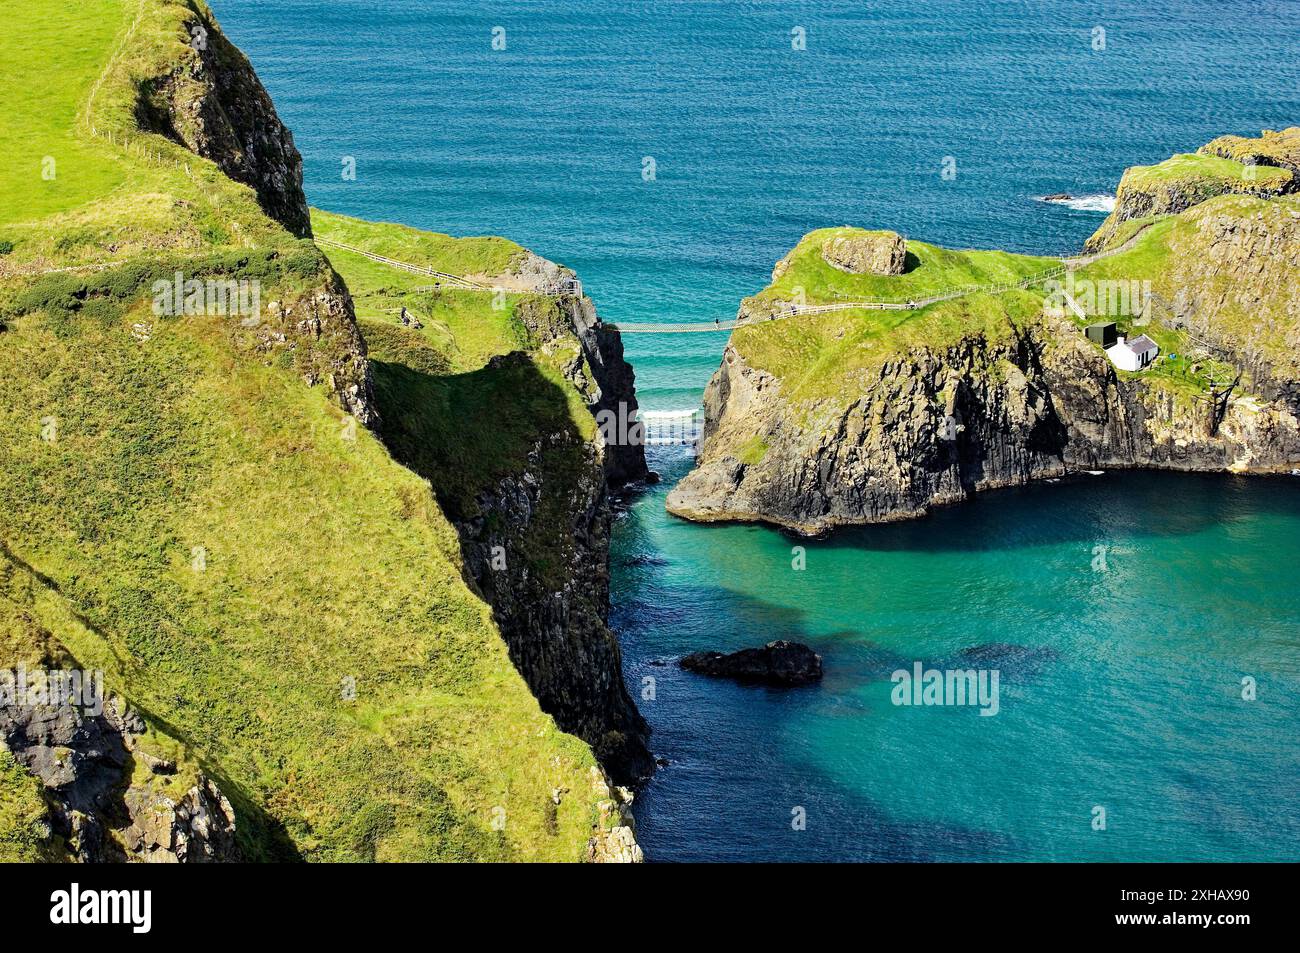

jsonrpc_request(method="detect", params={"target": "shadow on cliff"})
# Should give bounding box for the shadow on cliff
[366,341,655,783]
[369,350,583,524]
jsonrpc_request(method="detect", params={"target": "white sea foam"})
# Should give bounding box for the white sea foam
[639,408,702,419]
[1040,194,1116,213]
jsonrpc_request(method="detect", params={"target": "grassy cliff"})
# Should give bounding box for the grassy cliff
[732,227,1058,402]
[1085,134,1297,251]
[1,0,627,862]
[314,210,653,786]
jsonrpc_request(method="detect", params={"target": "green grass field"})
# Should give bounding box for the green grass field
[0,0,132,225]
[1,0,610,862]
[0,0,288,266]
[754,226,1060,307]
[1071,192,1300,390]
[1121,152,1290,192]
[313,209,527,278]
[313,210,543,368]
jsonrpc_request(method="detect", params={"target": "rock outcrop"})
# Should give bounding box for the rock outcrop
[681,641,823,685]
[136,5,311,237]
[455,424,653,783]
[822,231,907,276]
[267,262,378,428]
[585,767,643,863]
[1,695,239,863]
[1086,130,1298,252]
[1199,127,1300,178]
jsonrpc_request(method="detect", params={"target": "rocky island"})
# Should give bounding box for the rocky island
[667,129,1300,534]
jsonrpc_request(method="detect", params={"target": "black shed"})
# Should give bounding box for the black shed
[1085,322,1117,347]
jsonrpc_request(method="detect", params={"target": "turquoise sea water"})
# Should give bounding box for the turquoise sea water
[215,0,1300,860]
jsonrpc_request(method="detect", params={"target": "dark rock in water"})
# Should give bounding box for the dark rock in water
[680,640,823,685]
[1041,193,1073,202]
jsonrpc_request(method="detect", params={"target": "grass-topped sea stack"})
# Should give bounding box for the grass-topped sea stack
[668,130,1300,534]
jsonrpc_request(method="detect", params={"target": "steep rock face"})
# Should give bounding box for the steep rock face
[1155,198,1300,403]
[1,696,239,863]
[550,295,649,486]
[259,262,378,428]
[436,296,651,784]
[136,5,311,237]
[667,311,1300,534]
[1041,318,1300,472]
[455,419,653,783]
[669,326,1066,532]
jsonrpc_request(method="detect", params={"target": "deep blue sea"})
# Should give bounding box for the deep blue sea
[214,0,1300,860]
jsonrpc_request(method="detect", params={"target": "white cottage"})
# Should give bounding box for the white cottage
[1105,334,1158,372]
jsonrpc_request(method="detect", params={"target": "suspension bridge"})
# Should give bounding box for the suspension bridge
[310,221,1152,337]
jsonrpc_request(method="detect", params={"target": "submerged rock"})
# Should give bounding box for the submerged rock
[680,640,823,685]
